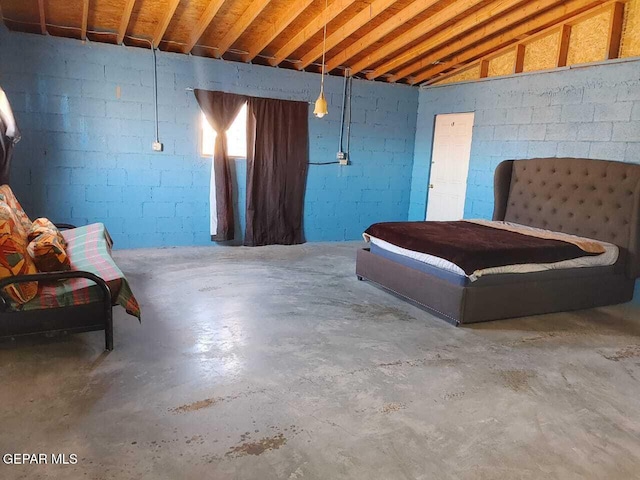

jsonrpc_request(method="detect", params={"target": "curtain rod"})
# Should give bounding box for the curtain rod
[185,87,315,105]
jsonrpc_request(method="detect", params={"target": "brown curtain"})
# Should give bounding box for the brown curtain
[245,97,308,246]
[194,90,246,241]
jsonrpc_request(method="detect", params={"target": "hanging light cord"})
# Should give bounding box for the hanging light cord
[320,0,328,94]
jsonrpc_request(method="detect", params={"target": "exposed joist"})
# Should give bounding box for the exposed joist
[244,0,314,62]
[428,62,478,85]
[418,0,614,85]
[216,0,272,58]
[364,0,528,80]
[352,0,496,78]
[324,0,440,73]
[185,0,227,53]
[117,0,136,44]
[81,0,89,40]
[270,0,358,67]
[557,24,572,66]
[38,0,47,35]
[390,0,591,83]
[606,1,625,59]
[413,0,602,84]
[514,43,526,72]
[153,0,180,48]
[480,59,490,77]
[297,0,400,70]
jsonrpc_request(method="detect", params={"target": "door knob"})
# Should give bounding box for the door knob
[429,184,434,189]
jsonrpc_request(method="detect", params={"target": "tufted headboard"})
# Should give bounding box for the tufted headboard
[493,158,640,279]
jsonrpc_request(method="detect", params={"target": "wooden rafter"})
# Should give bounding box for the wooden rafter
[1,0,635,84]
[350,0,492,78]
[117,0,136,44]
[270,0,358,67]
[38,0,47,35]
[297,0,399,70]
[244,0,314,62]
[81,0,89,41]
[556,24,572,66]
[429,62,478,85]
[514,43,526,73]
[153,0,180,48]
[324,0,440,72]
[418,0,614,85]
[606,1,625,58]
[390,0,589,83]
[417,2,603,84]
[185,0,227,53]
[364,0,529,80]
[480,59,490,77]
[216,0,272,58]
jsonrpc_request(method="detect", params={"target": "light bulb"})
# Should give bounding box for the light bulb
[313,92,328,118]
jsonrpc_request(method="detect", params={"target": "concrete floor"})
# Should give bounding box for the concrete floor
[1,242,640,479]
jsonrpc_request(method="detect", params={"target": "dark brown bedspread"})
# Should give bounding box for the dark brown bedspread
[364,221,599,275]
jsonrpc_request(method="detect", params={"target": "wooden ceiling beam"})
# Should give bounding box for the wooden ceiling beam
[414,0,610,85]
[185,0,227,53]
[269,0,358,67]
[297,0,400,70]
[364,0,528,80]
[349,0,491,77]
[324,0,440,72]
[388,0,577,82]
[513,43,526,73]
[38,0,47,35]
[556,24,572,66]
[428,62,477,85]
[479,59,489,77]
[81,0,89,41]
[117,0,136,44]
[244,0,314,62]
[153,0,180,48]
[606,1,625,59]
[216,0,272,58]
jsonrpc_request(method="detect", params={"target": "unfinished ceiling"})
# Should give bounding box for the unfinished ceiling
[0,0,633,85]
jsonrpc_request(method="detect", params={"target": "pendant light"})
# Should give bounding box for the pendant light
[313,0,329,118]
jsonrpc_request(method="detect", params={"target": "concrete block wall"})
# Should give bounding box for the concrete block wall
[0,26,417,248]
[409,59,640,221]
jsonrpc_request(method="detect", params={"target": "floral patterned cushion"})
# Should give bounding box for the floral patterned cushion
[27,232,70,272]
[0,185,32,234]
[0,201,38,304]
[28,218,66,247]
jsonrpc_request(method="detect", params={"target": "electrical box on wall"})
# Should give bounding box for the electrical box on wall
[337,151,348,166]
[152,141,163,152]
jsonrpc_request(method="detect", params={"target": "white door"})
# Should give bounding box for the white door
[426,112,474,221]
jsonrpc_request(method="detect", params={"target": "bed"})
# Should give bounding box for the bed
[355,157,640,325]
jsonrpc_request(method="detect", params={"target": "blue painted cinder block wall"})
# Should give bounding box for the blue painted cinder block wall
[410,59,640,220]
[0,26,417,248]
[410,58,640,301]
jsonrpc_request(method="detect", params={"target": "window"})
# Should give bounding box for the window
[200,103,247,158]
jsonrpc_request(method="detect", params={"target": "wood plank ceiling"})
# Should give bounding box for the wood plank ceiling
[0,0,621,85]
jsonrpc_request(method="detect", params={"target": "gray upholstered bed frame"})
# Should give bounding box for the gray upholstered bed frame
[356,157,640,324]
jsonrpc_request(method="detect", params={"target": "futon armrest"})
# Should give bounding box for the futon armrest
[54,223,77,230]
[0,271,112,311]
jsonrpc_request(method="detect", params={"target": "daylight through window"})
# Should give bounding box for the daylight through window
[201,103,247,158]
